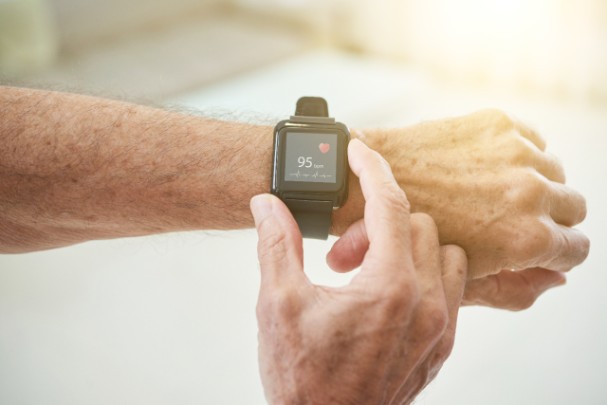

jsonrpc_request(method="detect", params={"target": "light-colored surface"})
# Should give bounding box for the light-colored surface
[13,10,310,100]
[1,50,606,404]
[232,0,607,99]
[6,0,606,100]
[49,0,220,51]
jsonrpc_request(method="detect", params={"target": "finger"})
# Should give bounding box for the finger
[326,218,368,273]
[514,119,546,151]
[250,194,306,289]
[440,245,468,320]
[528,220,590,272]
[347,139,413,275]
[531,149,566,183]
[410,213,443,287]
[420,245,467,378]
[510,119,564,182]
[548,183,587,226]
[430,245,467,359]
[542,222,590,272]
[462,268,566,311]
[512,217,590,273]
[385,245,467,404]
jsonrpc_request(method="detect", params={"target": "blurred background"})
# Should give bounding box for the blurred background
[2,0,607,100]
[1,0,606,404]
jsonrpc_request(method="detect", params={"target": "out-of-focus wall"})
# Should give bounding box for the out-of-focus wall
[50,0,222,51]
[0,0,224,77]
[398,0,607,100]
[233,0,607,100]
[3,0,605,100]
[0,0,311,99]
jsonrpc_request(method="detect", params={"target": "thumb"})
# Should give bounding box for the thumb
[251,194,305,288]
[326,218,368,273]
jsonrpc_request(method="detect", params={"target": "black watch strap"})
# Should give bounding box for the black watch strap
[295,97,329,117]
[289,97,333,240]
[285,199,333,240]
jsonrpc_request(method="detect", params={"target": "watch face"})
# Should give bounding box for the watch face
[284,132,338,183]
[272,124,349,203]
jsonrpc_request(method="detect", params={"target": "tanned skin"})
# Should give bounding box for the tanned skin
[0,86,589,310]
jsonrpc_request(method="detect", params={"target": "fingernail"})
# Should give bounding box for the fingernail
[250,194,274,225]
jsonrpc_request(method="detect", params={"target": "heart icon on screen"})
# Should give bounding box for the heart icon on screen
[319,143,330,154]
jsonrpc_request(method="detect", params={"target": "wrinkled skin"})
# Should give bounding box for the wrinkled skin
[252,140,467,404]
[332,109,589,310]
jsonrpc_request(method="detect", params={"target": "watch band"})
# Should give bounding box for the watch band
[290,97,333,240]
[285,199,333,240]
[295,96,329,117]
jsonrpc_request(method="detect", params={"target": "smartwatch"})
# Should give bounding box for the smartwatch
[271,97,350,239]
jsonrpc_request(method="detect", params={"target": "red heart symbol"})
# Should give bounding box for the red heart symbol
[319,143,330,154]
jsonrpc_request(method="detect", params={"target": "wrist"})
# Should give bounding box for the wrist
[185,118,273,231]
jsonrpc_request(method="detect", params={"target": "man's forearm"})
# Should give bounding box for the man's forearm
[0,87,272,252]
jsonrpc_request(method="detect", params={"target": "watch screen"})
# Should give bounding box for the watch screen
[284,132,338,183]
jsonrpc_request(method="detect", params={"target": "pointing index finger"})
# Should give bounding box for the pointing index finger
[348,139,412,273]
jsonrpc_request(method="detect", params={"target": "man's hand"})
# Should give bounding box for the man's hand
[333,109,589,309]
[251,139,467,404]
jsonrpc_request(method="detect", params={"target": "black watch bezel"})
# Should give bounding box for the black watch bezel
[271,120,350,208]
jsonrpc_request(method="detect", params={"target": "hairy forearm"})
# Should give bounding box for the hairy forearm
[0,87,272,252]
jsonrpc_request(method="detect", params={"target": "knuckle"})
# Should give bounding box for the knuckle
[442,244,468,278]
[383,186,410,211]
[508,290,538,311]
[411,212,437,230]
[367,146,397,176]
[483,108,515,131]
[411,212,438,239]
[258,286,301,320]
[384,277,414,303]
[433,333,456,363]
[257,229,289,262]
[419,303,449,340]
[512,221,553,263]
[505,137,534,165]
[377,278,419,319]
[372,186,410,219]
[523,172,549,196]
[371,148,395,174]
[514,296,537,311]
[443,244,466,261]
[441,333,456,356]
[479,274,538,311]
[371,148,390,166]
[506,170,548,211]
